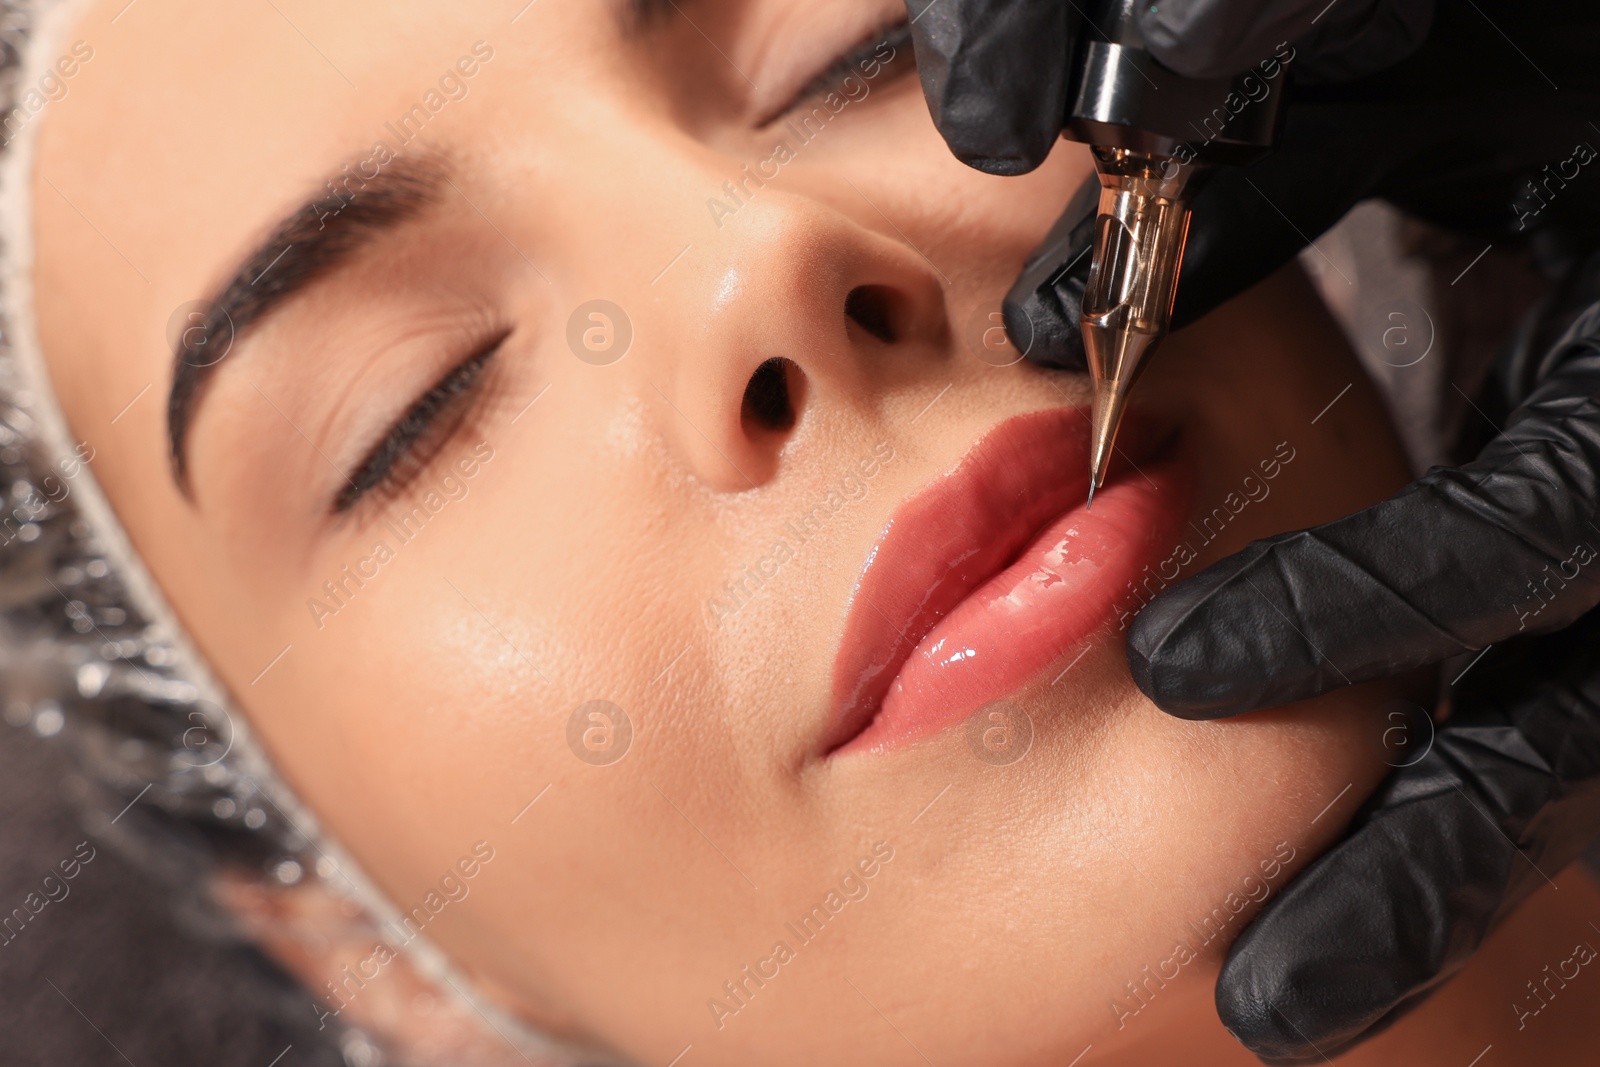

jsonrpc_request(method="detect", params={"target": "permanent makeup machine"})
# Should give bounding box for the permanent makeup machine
[1062,0,1287,505]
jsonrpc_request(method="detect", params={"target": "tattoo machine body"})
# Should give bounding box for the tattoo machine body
[1059,0,1287,504]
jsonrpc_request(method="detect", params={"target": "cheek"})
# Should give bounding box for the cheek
[226,405,742,1023]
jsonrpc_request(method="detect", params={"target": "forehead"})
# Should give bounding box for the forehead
[25,0,637,475]
[32,0,596,311]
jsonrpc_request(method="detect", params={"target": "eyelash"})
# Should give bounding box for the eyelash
[770,18,914,122]
[332,329,509,516]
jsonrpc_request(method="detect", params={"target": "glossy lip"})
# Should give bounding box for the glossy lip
[824,406,1191,756]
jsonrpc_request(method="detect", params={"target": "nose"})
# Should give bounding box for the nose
[641,192,950,490]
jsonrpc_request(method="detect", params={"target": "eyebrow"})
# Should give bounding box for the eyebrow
[166,152,450,494]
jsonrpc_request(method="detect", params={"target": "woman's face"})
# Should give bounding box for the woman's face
[31,0,1413,1063]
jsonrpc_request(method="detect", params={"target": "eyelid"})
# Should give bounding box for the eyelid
[331,327,510,517]
[761,19,912,126]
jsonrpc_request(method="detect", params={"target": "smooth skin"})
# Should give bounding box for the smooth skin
[26,0,1600,1063]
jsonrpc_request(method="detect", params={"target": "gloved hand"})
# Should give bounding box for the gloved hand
[907,0,1436,176]
[1135,261,1600,1063]
[994,0,1600,376]
[906,0,1600,1060]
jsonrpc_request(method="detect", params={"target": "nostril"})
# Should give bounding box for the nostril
[742,357,800,434]
[845,285,899,344]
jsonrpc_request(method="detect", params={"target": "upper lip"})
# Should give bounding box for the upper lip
[823,406,1174,754]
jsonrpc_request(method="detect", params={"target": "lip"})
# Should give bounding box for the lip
[825,406,1191,756]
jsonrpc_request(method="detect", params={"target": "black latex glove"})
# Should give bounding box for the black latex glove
[997,0,1600,375]
[907,0,1435,175]
[907,0,1600,1060]
[1143,264,1600,1063]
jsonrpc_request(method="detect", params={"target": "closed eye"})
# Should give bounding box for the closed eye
[332,327,510,515]
[763,18,914,125]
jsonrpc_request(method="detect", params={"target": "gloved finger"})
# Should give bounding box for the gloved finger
[1287,0,1435,83]
[1218,757,1529,1062]
[1136,0,1435,81]
[1002,172,1100,371]
[1217,613,1600,1062]
[1127,317,1600,719]
[1135,0,1335,79]
[903,0,1071,175]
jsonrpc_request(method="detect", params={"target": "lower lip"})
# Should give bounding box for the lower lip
[835,432,1190,756]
